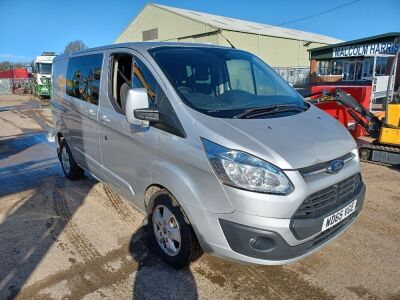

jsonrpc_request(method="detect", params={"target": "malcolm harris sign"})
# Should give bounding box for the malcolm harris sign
[333,42,399,58]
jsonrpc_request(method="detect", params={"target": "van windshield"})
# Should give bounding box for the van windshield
[150,47,307,118]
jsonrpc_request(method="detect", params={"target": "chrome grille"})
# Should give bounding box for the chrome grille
[299,152,355,177]
[293,174,362,219]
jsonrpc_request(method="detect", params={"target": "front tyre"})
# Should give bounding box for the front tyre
[59,139,84,180]
[148,191,202,269]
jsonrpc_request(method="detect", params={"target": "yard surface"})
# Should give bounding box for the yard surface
[0,95,399,299]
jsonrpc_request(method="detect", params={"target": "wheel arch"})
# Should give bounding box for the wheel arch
[144,183,208,256]
[148,160,233,214]
[144,184,191,225]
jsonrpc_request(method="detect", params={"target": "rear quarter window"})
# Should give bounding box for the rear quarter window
[66,53,103,105]
[51,59,66,98]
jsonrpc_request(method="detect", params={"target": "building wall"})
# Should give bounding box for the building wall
[115,5,217,43]
[215,30,326,68]
[178,32,219,44]
[260,35,325,67]
[116,5,330,68]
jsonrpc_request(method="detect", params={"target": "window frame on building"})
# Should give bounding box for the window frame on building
[317,60,331,76]
[316,54,391,80]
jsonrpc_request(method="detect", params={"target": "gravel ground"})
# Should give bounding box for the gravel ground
[0,95,399,299]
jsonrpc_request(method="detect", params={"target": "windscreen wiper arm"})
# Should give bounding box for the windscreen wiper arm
[234,104,306,119]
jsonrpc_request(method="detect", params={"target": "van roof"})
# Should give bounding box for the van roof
[54,42,233,61]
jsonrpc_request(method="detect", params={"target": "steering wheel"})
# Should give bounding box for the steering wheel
[177,86,192,94]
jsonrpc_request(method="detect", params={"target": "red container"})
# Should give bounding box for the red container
[0,68,29,79]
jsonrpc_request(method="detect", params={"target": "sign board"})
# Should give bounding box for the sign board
[373,76,389,93]
[372,75,395,100]
[333,42,399,58]
[36,56,56,62]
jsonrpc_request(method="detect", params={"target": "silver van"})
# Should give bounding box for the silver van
[51,43,365,269]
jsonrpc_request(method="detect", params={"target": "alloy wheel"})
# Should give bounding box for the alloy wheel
[152,204,181,256]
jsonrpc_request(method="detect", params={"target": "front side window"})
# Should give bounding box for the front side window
[109,54,156,113]
[66,53,103,105]
[110,53,133,112]
[109,53,184,136]
[150,47,306,118]
[132,58,157,102]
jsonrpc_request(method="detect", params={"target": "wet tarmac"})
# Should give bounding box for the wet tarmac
[0,103,40,112]
[0,96,399,299]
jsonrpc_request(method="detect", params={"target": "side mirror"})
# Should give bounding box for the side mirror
[134,108,159,122]
[125,88,150,126]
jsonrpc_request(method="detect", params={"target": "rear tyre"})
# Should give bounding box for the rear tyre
[59,139,84,180]
[148,191,202,269]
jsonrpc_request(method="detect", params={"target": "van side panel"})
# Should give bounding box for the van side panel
[52,52,104,179]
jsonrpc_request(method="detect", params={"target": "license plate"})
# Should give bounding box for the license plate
[322,199,357,232]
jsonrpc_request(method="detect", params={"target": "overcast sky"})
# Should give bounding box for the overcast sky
[0,0,399,62]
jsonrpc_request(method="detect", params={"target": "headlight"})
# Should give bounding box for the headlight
[201,138,294,194]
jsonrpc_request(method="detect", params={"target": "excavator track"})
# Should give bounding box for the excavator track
[359,143,400,167]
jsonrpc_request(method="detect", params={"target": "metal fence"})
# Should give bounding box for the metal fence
[0,78,33,94]
[274,67,310,88]
[0,79,12,94]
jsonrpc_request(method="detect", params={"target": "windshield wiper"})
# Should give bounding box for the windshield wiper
[234,104,306,119]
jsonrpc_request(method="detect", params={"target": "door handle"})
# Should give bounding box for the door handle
[88,109,96,116]
[100,115,111,123]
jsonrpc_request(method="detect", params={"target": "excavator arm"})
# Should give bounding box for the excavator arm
[311,88,383,139]
[331,89,383,138]
[310,88,400,167]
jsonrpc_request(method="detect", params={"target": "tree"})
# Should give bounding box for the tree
[0,61,11,71]
[0,61,30,71]
[63,40,88,55]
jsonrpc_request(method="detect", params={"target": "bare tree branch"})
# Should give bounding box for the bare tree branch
[63,40,88,55]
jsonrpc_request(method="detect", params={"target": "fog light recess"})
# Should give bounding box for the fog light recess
[248,236,276,252]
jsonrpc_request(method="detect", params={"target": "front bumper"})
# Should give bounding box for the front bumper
[218,183,365,262]
[187,178,365,265]
[36,84,51,96]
